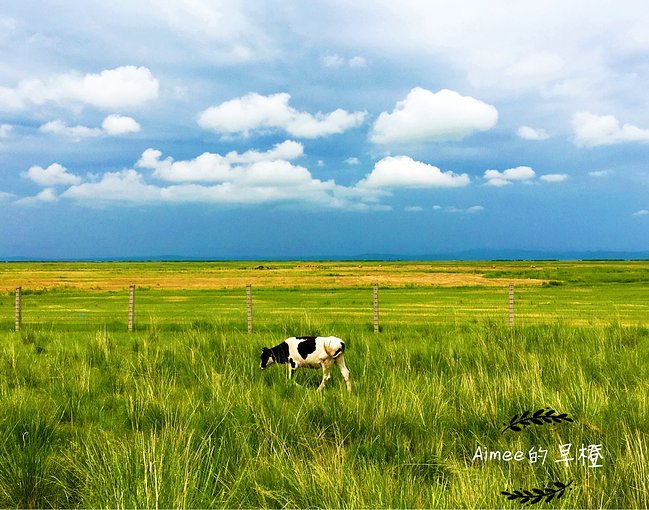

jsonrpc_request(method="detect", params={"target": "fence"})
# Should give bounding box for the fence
[4,281,649,333]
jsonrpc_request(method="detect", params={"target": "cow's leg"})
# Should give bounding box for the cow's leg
[318,359,333,390]
[288,358,296,380]
[335,354,352,392]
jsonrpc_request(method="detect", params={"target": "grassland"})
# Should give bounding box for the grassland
[2,260,649,330]
[0,261,648,508]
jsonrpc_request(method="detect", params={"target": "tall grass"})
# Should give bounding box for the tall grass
[0,319,647,507]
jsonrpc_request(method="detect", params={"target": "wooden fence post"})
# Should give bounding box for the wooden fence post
[15,286,22,332]
[373,282,379,333]
[246,284,253,333]
[128,284,135,332]
[508,282,514,327]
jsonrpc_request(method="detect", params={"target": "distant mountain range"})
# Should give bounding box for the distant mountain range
[3,250,649,262]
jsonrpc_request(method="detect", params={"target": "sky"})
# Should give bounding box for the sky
[1,0,649,259]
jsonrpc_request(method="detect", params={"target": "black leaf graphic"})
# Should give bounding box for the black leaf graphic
[501,481,573,505]
[503,408,573,432]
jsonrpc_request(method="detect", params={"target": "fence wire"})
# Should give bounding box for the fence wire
[3,282,649,333]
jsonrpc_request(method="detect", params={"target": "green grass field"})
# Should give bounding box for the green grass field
[0,261,648,508]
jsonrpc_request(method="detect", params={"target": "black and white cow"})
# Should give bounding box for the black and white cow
[260,336,351,391]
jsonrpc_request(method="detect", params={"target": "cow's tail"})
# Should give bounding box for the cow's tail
[333,341,345,358]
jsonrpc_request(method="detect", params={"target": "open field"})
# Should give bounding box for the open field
[2,260,649,330]
[0,261,648,507]
[0,260,550,291]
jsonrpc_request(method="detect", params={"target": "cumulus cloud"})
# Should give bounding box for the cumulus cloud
[517,126,550,140]
[483,166,536,187]
[0,66,159,111]
[229,140,304,164]
[22,163,82,186]
[0,191,15,202]
[61,165,378,210]
[62,170,163,204]
[540,173,568,183]
[15,188,58,206]
[39,120,103,140]
[197,92,366,138]
[0,123,12,138]
[138,140,304,182]
[39,114,141,141]
[357,155,470,189]
[573,112,649,147]
[101,114,141,135]
[370,87,498,144]
[53,142,382,210]
[484,167,569,186]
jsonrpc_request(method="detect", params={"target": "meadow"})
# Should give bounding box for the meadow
[0,260,648,508]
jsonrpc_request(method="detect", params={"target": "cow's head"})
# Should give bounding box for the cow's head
[260,347,275,370]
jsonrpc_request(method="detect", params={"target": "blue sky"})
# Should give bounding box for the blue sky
[2,0,649,259]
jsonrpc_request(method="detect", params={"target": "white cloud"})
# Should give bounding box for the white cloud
[62,170,163,204]
[0,191,14,201]
[227,140,304,164]
[589,170,610,178]
[141,150,233,183]
[39,120,103,140]
[484,167,567,186]
[484,166,536,187]
[345,157,360,165]
[32,188,57,202]
[22,163,82,186]
[504,52,565,86]
[370,87,498,144]
[39,114,141,141]
[632,209,649,216]
[197,92,366,138]
[60,165,379,210]
[405,206,423,212]
[44,142,387,209]
[0,123,12,138]
[138,140,304,183]
[434,205,485,214]
[322,53,367,68]
[322,53,345,68]
[572,112,649,147]
[0,66,159,111]
[101,114,141,135]
[15,188,58,206]
[540,173,568,183]
[338,1,642,106]
[151,0,272,63]
[358,155,470,189]
[348,56,367,68]
[517,126,550,141]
